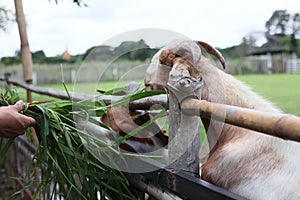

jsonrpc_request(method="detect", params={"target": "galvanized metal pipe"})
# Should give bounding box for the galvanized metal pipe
[126,173,183,200]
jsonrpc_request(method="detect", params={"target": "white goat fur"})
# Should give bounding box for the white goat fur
[144,43,300,200]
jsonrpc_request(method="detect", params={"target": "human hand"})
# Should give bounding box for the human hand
[0,100,36,138]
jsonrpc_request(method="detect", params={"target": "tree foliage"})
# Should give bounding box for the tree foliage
[265,10,300,37]
[1,39,157,66]
[0,56,21,65]
[0,5,13,31]
[53,0,87,6]
[83,45,114,61]
[114,39,152,61]
[265,10,300,54]
[292,13,300,35]
[83,39,158,62]
[265,10,290,35]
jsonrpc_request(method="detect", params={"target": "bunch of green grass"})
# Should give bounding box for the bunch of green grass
[0,85,166,200]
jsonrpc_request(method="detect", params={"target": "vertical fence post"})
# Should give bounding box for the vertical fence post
[14,0,33,102]
[14,0,40,193]
[167,75,202,177]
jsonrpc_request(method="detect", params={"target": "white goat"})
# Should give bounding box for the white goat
[144,40,300,200]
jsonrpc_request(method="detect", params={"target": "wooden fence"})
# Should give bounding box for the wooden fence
[0,61,147,85]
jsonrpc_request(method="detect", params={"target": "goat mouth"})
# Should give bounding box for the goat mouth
[144,83,166,91]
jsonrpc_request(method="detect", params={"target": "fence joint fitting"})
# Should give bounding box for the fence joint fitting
[167,76,202,103]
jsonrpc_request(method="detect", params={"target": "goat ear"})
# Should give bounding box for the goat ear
[195,41,226,69]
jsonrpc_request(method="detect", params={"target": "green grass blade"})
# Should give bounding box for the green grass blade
[109,90,166,108]
[60,64,71,99]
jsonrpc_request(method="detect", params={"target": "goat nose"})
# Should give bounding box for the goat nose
[144,84,151,91]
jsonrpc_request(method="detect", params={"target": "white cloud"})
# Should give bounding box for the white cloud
[0,0,299,58]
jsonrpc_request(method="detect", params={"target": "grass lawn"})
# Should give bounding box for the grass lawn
[39,80,136,94]
[236,74,300,116]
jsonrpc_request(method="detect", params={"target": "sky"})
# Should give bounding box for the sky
[0,0,299,58]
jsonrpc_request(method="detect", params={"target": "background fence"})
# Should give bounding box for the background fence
[0,61,148,85]
[286,59,300,73]
[1,58,299,86]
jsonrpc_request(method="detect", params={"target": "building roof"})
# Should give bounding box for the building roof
[62,50,71,60]
[246,34,293,56]
[246,46,292,56]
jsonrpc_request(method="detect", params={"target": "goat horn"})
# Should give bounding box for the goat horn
[195,41,226,69]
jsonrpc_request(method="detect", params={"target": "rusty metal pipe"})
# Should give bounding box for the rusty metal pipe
[181,99,300,142]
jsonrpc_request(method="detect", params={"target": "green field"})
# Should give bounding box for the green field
[15,73,300,116]
[235,74,300,116]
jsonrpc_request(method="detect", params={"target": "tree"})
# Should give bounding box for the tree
[1,56,21,65]
[129,39,151,61]
[83,45,113,60]
[14,0,33,103]
[54,0,87,6]
[265,10,290,35]
[265,10,300,37]
[15,49,21,56]
[113,39,152,61]
[0,5,13,31]
[291,13,300,54]
[32,50,46,63]
[265,10,300,55]
[292,13,300,35]
[114,41,139,59]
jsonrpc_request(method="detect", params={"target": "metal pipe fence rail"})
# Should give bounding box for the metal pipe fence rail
[5,78,299,143]
[181,99,300,143]
[1,136,245,200]
[1,79,300,199]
